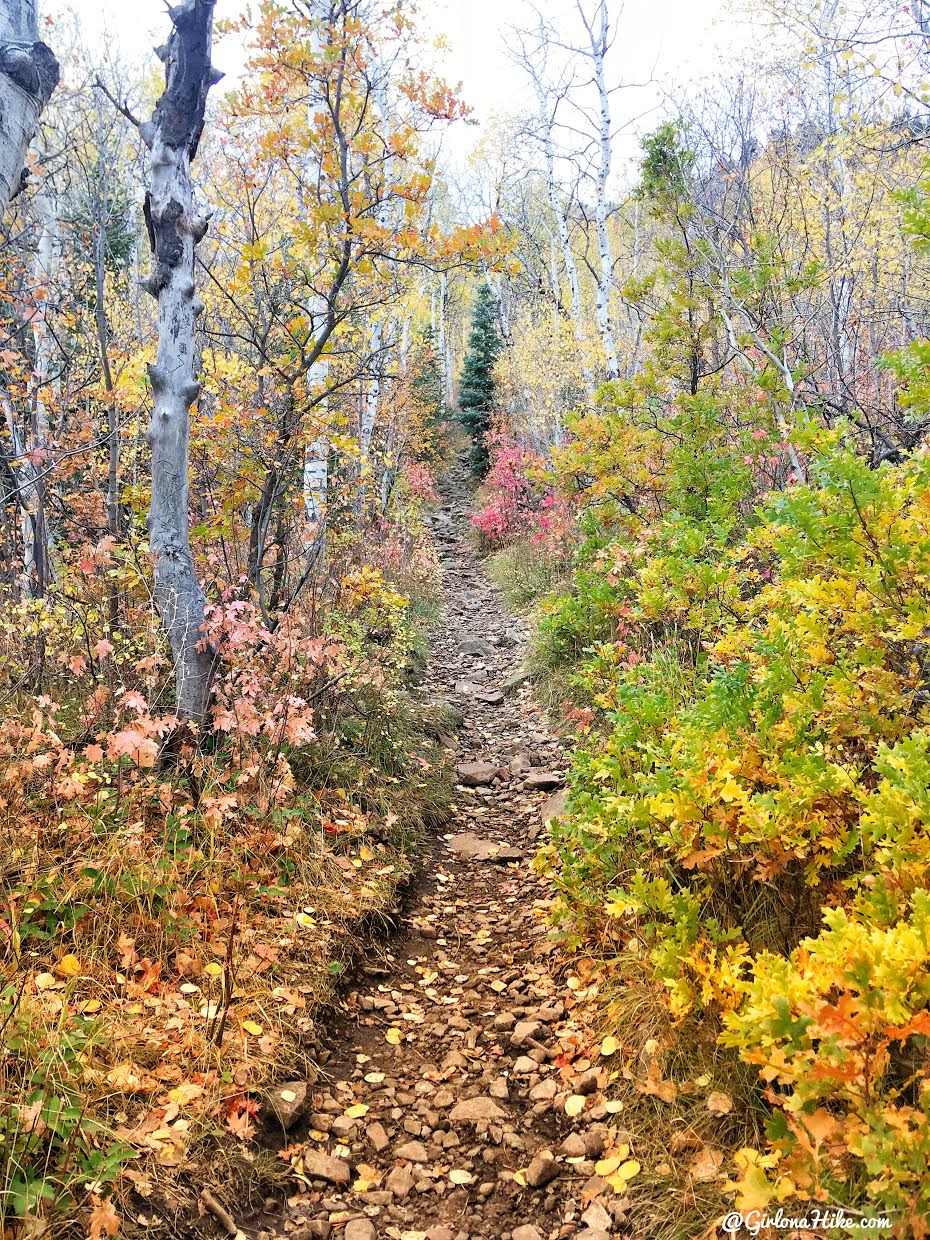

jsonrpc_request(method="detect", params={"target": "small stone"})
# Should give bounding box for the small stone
[525,771,564,791]
[489,1077,510,1099]
[459,636,494,656]
[513,1228,543,1240]
[560,1132,587,1158]
[525,1149,560,1188]
[584,1126,609,1158]
[512,1056,537,1075]
[510,1020,542,1047]
[395,1139,429,1162]
[386,1164,415,1199]
[582,1201,613,1231]
[493,1011,516,1031]
[425,1229,455,1240]
[540,789,569,829]
[264,1080,309,1130]
[455,760,499,787]
[302,1149,351,1186]
[576,1069,599,1096]
[449,1096,506,1123]
[344,1222,377,1240]
[529,1078,558,1101]
[291,1223,331,1240]
[368,1122,390,1152]
[477,687,505,705]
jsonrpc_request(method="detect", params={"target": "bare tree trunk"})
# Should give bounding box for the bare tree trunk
[140,0,220,727]
[0,0,58,208]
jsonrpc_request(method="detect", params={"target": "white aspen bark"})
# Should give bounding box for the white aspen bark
[141,0,220,727]
[303,340,329,555]
[533,77,594,402]
[0,0,57,209]
[359,60,396,461]
[581,0,619,379]
[439,271,454,406]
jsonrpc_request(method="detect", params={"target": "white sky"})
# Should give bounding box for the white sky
[53,0,753,186]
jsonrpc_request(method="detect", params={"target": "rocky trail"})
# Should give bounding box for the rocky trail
[250,460,630,1240]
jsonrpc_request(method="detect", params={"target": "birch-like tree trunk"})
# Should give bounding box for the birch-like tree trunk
[0,0,58,208]
[140,0,220,727]
[578,0,619,380]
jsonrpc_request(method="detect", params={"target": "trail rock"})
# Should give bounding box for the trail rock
[513,1228,543,1240]
[395,1139,429,1162]
[264,1080,309,1130]
[386,1164,415,1198]
[459,636,495,656]
[302,1149,351,1186]
[526,1150,561,1188]
[540,788,569,830]
[344,1222,377,1240]
[582,1202,613,1231]
[449,1096,507,1123]
[368,1121,390,1152]
[525,771,564,792]
[455,761,499,787]
[447,832,521,863]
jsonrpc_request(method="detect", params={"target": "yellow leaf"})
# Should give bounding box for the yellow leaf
[600,1035,619,1056]
[595,1147,630,1175]
[57,954,81,978]
[346,1103,369,1119]
[564,1095,586,1117]
[385,1027,402,1045]
[80,999,102,1014]
[242,1020,263,1036]
[449,1169,473,1184]
[606,1159,641,1190]
[203,962,223,977]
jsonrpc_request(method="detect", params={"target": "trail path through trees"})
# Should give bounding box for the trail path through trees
[253,458,627,1240]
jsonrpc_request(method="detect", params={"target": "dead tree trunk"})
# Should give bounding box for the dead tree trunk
[0,0,58,208]
[140,0,221,727]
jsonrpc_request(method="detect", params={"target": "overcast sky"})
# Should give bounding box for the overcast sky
[54,0,753,184]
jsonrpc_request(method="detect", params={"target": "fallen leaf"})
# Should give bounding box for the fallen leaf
[689,1147,725,1182]
[564,1094,586,1117]
[242,1020,263,1036]
[449,1169,473,1184]
[707,1090,733,1116]
[600,1035,619,1056]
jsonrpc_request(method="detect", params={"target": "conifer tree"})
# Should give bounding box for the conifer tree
[458,283,502,473]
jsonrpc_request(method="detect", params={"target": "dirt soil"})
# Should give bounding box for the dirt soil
[234,458,629,1240]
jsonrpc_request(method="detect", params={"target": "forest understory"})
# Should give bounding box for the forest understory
[5,0,930,1235]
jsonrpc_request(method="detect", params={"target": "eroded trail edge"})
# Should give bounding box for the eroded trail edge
[260,459,625,1240]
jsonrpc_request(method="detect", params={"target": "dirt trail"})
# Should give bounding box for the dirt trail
[256,459,626,1240]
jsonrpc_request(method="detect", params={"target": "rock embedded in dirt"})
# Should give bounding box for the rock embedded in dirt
[264,1080,310,1130]
[510,1020,543,1047]
[525,1149,561,1188]
[582,1201,613,1231]
[343,1221,377,1240]
[540,788,569,831]
[395,1139,429,1162]
[302,1148,351,1186]
[455,760,499,787]
[367,1121,390,1152]
[386,1164,415,1198]
[512,1228,544,1240]
[525,771,565,792]
[449,1095,507,1123]
[447,832,522,863]
[459,636,495,656]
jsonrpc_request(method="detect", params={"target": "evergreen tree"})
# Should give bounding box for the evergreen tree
[458,283,502,473]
